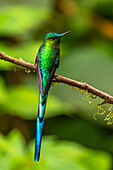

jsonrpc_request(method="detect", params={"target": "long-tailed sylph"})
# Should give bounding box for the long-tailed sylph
[35,31,70,162]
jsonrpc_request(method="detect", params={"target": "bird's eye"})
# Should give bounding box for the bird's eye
[51,37,56,40]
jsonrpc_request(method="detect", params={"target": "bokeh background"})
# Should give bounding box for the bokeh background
[0,0,113,169]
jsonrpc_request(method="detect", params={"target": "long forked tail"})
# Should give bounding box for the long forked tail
[34,93,47,162]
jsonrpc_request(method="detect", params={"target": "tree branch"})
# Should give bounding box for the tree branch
[0,52,113,104]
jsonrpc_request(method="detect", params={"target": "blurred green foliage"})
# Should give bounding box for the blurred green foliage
[0,0,113,169]
[0,129,111,170]
[0,76,73,119]
[0,6,49,36]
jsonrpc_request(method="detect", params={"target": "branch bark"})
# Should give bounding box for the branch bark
[0,52,113,104]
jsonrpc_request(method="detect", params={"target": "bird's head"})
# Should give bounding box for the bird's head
[44,31,70,47]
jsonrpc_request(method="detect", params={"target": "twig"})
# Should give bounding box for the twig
[0,52,113,104]
[0,52,36,71]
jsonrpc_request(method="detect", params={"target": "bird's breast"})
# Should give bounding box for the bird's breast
[40,47,56,69]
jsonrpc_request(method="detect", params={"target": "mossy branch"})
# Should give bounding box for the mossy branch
[0,51,113,105]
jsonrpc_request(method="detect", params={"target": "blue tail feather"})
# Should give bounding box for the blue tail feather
[34,117,44,162]
[34,93,47,162]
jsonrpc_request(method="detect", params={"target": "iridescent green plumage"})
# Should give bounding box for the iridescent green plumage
[35,31,70,162]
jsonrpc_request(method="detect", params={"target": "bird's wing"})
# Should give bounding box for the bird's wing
[36,45,45,96]
[43,57,59,96]
[38,56,59,97]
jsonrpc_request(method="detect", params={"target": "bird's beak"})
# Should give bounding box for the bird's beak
[61,31,71,36]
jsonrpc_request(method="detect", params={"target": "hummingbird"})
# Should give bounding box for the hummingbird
[34,31,70,162]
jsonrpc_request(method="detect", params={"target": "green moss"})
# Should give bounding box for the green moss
[76,87,97,104]
[76,87,113,125]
